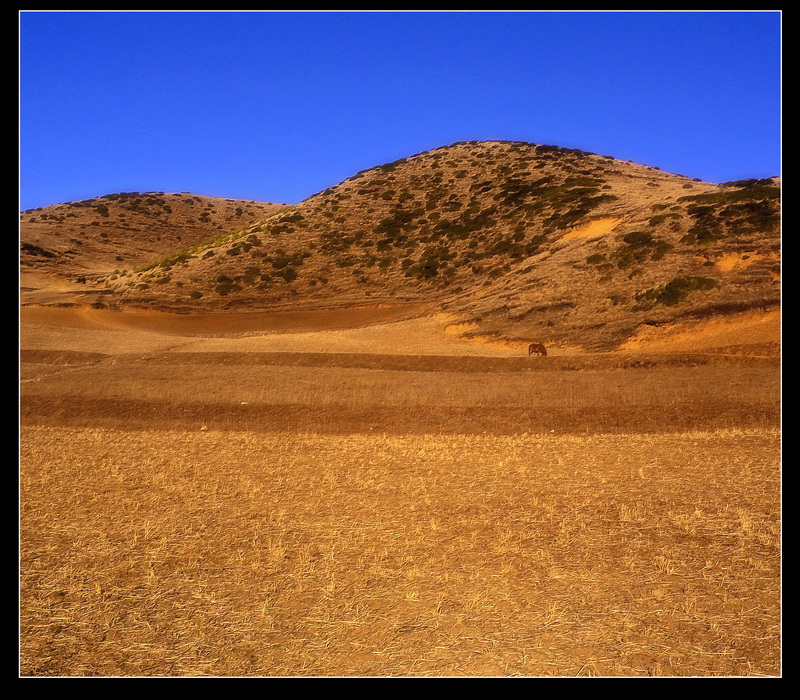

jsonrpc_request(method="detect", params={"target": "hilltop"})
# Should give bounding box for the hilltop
[20,141,780,351]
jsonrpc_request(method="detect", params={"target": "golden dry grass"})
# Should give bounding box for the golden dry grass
[19,303,781,677]
[20,426,779,677]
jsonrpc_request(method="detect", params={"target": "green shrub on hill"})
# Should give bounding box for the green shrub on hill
[679,184,779,244]
[634,276,718,308]
[612,231,673,268]
[215,280,242,296]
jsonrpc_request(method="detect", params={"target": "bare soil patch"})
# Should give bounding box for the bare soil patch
[620,309,780,356]
[21,302,433,336]
[561,216,624,241]
[21,304,523,357]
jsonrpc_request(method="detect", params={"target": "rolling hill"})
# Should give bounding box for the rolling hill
[20,140,780,351]
[20,192,285,278]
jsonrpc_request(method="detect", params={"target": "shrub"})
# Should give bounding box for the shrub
[613,231,672,267]
[242,267,262,284]
[650,242,673,261]
[215,282,242,296]
[720,178,775,189]
[678,185,780,206]
[648,213,674,226]
[21,242,56,258]
[635,276,718,307]
[405,256,440,280]
[681,227,721,245]
[277,267,297,283]
[622,231,655,247]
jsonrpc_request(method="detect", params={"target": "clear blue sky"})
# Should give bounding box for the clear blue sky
[19,10,781,212]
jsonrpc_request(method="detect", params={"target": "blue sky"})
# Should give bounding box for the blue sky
[19,10,781,212]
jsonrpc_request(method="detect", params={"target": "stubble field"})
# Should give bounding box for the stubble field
[19,304,781,677]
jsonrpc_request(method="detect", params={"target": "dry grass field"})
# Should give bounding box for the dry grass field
[19,302,781,677]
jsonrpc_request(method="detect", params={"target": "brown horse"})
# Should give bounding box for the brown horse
[528,342,547,357]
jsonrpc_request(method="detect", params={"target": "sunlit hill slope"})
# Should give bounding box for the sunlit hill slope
[21,140,780,351]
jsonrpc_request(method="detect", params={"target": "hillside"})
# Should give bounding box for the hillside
[20,192,284,304]
[21,141,780,351]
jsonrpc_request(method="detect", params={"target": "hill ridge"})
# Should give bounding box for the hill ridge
[20,140,780,350]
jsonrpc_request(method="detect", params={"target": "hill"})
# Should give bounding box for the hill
[20,192,284,304]
[21,141,780,351]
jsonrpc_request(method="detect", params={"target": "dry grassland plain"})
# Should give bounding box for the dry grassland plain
[20,305,781,677]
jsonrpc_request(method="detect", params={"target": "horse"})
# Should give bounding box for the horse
[528,342,547,357]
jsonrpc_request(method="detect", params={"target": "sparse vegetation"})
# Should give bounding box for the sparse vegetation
[612,231,674,268]
[676,183,780,245]
[55,138,769,340]
[635,276,719,308]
